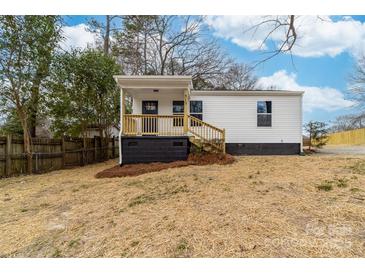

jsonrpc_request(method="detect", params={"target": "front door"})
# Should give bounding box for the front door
[142,101,158,134]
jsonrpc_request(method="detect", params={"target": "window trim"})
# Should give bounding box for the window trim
[257,101,272,127]
[190,100,203,118]
[172,100,184,114]
[190,100,203,126]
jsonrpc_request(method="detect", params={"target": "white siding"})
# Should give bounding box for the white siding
[131,91,184,115]
[190,94,302,144]
[129,91,303,145]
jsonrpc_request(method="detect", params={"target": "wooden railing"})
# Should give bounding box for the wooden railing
[188,115,225,153]
[123,114,225,153]
[123,114,184,136]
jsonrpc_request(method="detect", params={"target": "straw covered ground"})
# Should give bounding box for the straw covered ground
[1,154,365,257]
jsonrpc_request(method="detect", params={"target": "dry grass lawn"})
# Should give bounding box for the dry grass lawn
[1,154,365,257]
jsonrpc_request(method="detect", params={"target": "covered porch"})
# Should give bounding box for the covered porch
[114,75,225,157]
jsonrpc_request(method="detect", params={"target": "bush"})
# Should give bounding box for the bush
[304,121,329,150]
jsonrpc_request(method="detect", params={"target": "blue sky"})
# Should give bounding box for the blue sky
[63,15,365,125]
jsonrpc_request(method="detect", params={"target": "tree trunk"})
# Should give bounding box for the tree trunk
[15,105,33,174]
[309,131,312,151]
[144,31,147,74]
[29,81,41,137]
[19,113,32,174]
[24,129,33,174]
[104,15,110,55]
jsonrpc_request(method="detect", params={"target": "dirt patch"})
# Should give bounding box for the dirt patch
[95,152,235,178]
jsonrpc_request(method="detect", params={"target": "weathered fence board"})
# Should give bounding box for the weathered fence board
[0,135,119,178]
[327,128,365,145]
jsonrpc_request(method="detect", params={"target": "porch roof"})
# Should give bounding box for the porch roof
[113,75,193,93]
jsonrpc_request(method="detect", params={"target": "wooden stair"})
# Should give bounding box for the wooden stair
[188,136,217,153]
[187,115,225,154]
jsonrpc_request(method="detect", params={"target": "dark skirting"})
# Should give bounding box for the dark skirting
[121,136,189,164]
[225,143,301,155]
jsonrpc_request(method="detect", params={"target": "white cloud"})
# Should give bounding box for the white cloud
[206,16,365,58]
[60,24,99,51]
[257,70,355,112]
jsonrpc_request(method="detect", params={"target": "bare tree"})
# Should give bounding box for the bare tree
[350,55,365,109]
[240,15,297,67]
[330,113,365,132]
[113,16,255,89]
[213,63,257,90]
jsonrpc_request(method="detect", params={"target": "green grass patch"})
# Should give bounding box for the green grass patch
[175,238,190,257]
[317,178,349,191]
[130,240,140,247]
[68,239,80,248]
[336,181,348,188]
[317,183,333,191]
[52,248,62,258]
[128,184,189,208]
[349,160,365,175]
[350,187,362,193]
[128,194,155,207]
[168,185,189,195]
[39,202,50,208]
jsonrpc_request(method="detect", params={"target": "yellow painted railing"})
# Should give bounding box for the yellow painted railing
[327,128,365,145]
[123,114,184,136]
[123,114,226,153]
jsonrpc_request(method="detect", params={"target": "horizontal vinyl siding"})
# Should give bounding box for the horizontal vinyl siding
[190,94,302,144]
[132,91,184,115]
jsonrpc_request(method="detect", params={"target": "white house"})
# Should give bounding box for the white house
[114,75,303,164]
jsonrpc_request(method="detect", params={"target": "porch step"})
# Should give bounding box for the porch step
[189,136,221,153]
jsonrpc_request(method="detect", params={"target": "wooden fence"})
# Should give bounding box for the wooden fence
[0,135,119,178]
[327,128,365,145]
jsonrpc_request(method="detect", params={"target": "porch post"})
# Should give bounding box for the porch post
[121,88,126,134]
[183,89,188,134]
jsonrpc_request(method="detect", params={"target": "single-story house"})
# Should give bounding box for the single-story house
[114,75,304,164]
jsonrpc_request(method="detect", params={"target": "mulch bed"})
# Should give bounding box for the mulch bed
[95,152,235,178]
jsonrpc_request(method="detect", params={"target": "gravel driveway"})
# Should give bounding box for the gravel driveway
[318,145,365,155]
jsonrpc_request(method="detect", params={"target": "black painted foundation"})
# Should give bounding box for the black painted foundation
[121,136,189,164]
[225,143,301,155]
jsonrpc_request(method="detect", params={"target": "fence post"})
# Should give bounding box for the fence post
[112,136,115,158]
[61,136,66,168]
[81,137,86,166]
[94,136,97,162]
[5,135,12,176]
[100,137,104,161]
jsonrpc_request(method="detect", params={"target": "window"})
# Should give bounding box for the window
[173,101,184,126]
[257,101,272,127]
[190,100,203,121]
[144,102,157,111]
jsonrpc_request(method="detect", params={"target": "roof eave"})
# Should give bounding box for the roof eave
[191,90,304,96]
[113,75,193,90]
